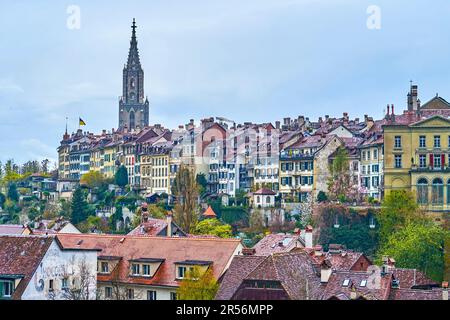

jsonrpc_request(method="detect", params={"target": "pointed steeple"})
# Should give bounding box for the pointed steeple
[127,18,141,69]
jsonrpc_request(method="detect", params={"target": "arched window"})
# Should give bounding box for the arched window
[256,196,261,204]
[129,111,135,129]
[432,178,443,205]
[447,179,450,204]
[266,196,271,204]
[417,178,428,205]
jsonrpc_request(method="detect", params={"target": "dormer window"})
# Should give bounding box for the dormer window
[131,263,140,275]
[360,280,367,287]
[143,264,151,276]
[342,279,350,287]
[101,262,109,273]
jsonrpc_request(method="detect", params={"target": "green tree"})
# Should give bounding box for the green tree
[317,191,328,203]
[196,173,208,196]
[115,165,128,188]
[327,147,357,201]
[176,267,219,300]
[172,165,199,233]
[377,223,447,282]
[378,190,424,243]
[7,183,19,202]
[71,187,90,225]
[193,219,233,238]
[80,171,108,190]
[235,188,248,206]
[0,192,6,208]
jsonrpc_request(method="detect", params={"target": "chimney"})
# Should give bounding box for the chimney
[386,105,390,116]
[443,282,449,301]
[166,211,173,237]
[242,248,256,256]
[391,104,395,115]
[313,245,323,256]
[275,121,281,129]
[304,225,313,248]
[350,287,357,300]
[320,260,332,283]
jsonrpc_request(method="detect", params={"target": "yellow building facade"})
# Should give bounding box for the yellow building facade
[384,115,450,216]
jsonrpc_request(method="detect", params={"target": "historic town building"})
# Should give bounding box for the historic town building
[118,19,149,130]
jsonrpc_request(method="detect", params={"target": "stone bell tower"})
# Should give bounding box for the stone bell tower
[118,19,149,130]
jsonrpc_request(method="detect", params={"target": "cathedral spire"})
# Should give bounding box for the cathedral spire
[127,18,141,68]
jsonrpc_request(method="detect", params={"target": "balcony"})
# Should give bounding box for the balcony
[410,165,450,173]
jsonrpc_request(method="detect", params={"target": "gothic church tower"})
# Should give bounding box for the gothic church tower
[119,19,149,130]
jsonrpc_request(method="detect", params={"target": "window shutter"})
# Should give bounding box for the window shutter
[430,154,434,168]
[442,154,445,167]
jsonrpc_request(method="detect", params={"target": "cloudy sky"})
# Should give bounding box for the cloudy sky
[1,0,450,166]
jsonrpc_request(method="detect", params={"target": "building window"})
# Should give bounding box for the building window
[417,178,428,205]
[394,136,402,148]
[419,136,426,148]
[101,262,109,273]
[394,155,402,168]
[1,281,13,298]
[131,263,140,276]
[105,287,112,299]
[177,266,187,279]
[143,264,151,276]
[419,155,427,168]
[170,292,177,300]
[147,290,157,300]
[127,288,134,300]
[434,154,442,169]
[434,135,441,148]
[372,176,379,187]
[49,279,54,291]
[373,149,378,160]
[61,278,68,290]
[432,178,444,205]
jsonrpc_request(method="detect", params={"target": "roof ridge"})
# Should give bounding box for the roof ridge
[57,233,240,242]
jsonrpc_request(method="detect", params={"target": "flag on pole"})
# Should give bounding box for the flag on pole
[79,118,86,126]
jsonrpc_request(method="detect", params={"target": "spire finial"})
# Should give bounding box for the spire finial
[132,18,137,36]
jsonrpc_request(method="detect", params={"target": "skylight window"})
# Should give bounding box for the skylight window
[342,279,350,287]
[360,280,367,287]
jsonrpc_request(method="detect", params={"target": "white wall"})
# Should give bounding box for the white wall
[22,240,97,300]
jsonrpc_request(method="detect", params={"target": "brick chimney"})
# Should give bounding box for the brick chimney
[242,248,256,256]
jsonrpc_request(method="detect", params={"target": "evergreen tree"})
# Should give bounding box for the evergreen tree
[7,183,19,202]
[115,165,128,188]
[172,165,199,233]
[71,187,89,225]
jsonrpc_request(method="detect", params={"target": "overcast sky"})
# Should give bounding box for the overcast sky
[1,0,450,166]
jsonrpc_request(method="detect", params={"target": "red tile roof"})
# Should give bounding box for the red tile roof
[203,206,217,217]
[0,235,54,299]
[392,268,437,289]
[253,188,276,196]
[215,255,266,300]
[0,224,31,235]
[252,233,302,256]
[57,233,241,288]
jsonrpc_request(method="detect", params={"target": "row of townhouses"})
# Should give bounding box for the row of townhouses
[58,83,450,217]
